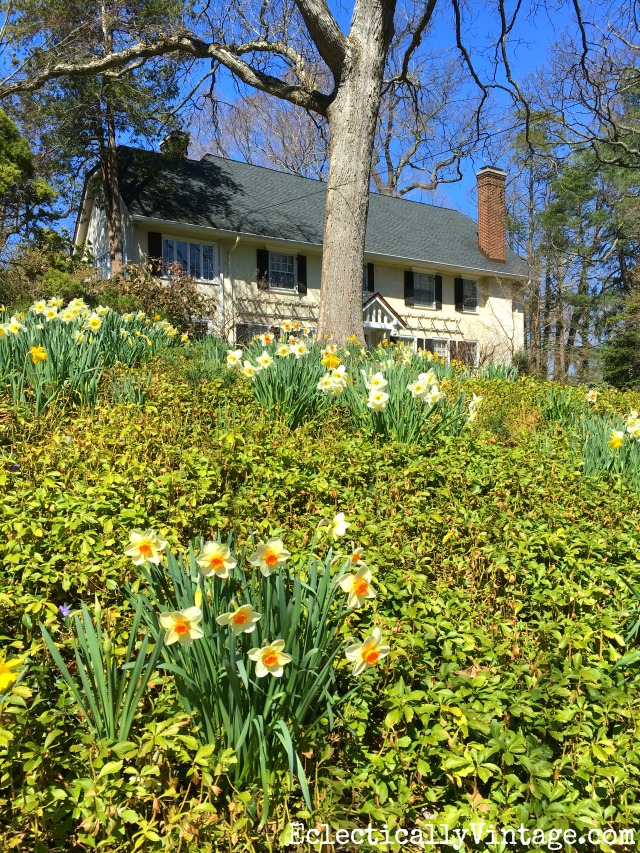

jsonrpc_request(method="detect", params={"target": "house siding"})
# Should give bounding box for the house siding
[130,223,524,362]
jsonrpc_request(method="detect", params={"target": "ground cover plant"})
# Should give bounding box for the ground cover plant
[1,322,640,851]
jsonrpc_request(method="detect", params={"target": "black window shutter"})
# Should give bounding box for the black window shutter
[454,277,464,312]
[257,248,269,291]
[367,262,375,292]
[404,270,414,306]
[148,231,162,273]
[297,254,307,294]
[434,274,442,310]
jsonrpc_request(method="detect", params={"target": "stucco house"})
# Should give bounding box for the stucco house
[75,146,527,365]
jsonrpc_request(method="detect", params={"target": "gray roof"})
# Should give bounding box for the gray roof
[117,146,527,277]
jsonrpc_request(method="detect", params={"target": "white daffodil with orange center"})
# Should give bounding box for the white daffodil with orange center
[248,640,292,678]
[124,528,168,565]
[586,390,598,403]
[345,627,390,676]
[197,541,237,579]
[216,603,261,635]
[248,538,291,576]
[330,513,351,540]
[349,546,366,568]
[281,320,293,333]
[226,349,243,368]
[340,566,376,609]
[159,607,204,646]
[260,332,274,346]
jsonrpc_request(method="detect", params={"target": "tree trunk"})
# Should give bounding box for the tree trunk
[316,1,395,343]
[99,96,124,277]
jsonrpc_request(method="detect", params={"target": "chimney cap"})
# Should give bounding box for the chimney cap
[477,165,507,178]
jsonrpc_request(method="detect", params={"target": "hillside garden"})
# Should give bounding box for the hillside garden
[1,300,640,851]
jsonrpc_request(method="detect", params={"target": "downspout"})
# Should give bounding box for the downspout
[227,235,241,341]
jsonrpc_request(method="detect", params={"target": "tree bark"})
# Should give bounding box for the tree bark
[316,1,395,343]
[99,96,125,277]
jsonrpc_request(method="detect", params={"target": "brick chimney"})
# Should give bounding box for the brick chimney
[477,166,507,263]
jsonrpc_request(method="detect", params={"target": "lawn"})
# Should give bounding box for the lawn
[1,303,640,851]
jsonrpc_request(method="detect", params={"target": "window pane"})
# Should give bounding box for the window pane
[202,245,215,281]
[190,243,201,278]
[463,280,477,310]
[269,253,295,289]
[362,266,368,291]
[174,241,188,273]
[162,239,174,273]
[414,273,435,306]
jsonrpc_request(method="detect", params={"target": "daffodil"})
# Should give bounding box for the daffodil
[136,310,146,320]
[425,385,444,406]
[0,324,8,338]
[73,331,86,343]
[627,420,640,440]
[60,310,75,323]
[256,351,274,369]
[281,320,293,333]
[317,374,335,392]
[349,546,366,567]
[49,297,64,308]
[586,390,598,403]
[248,639,292,678]
[292,321,301,331]
[180,332,189,342]
[260,332,274,346]
[469,393,483,412]
[0,655,23,692]
[339,566,376,608]
[276,344,291,358]
[321,352,341,368]
[96,305,109,317]
[44,307,58,321]
[242,361,259,379]
[365,371,388,391]
[345,627,390,676]
[196,541,236,579]
[322,344,338,356]
[86,315,102,331]
[216,603,261,635]
[330,365,348,390]
[608,430,625,450]
[30,345,48,365]
[291,342,308,358]
[367,389,389,411]
[407,379,428,400]
[418,369,437,385]
[124,528,168,565]
[226,349,243,368]
[159,607,204,646]
[330,513,350,540]
[31,300,47,314]
[8,316,25,335]
[123,313,134,322]
[248,538,291,576]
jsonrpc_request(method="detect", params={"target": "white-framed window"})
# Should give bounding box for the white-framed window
[95,251,110,280]
[269,252,297,291]
[162,237,219,282]
[463,279,478,312]
[417,337,450,363]
[414,272,436,308]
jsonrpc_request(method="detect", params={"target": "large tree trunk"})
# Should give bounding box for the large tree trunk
[99,95,124,277]
[316,2,395,343]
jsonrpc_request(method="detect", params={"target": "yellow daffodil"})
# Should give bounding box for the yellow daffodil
[181,333,189,342]
[339,566,376,609]
[29,345,48,366]
[248,538,291,576]
[159,607,204,646]
[367,389,389,411]
[257,351,274,369]
[124,528,168,565]
[345,627,390,676]
[608,430,625,450]
[196,541,236,579]
[330,513,351,540]
[216,603,261,635]
[586,390,598,403]
[248,639,292,678]
[321,352,341,368]
[226,349,243,368]
[288,335,297,345]
[0,655,23,692]
[153,313,161,321]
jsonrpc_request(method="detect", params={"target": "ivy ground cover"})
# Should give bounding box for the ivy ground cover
[1,339,640,851]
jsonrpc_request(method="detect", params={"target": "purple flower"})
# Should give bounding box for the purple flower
[58,605,72,618]
[9,463,20,472]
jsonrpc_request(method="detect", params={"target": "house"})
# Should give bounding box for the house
[75,145,528,365]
